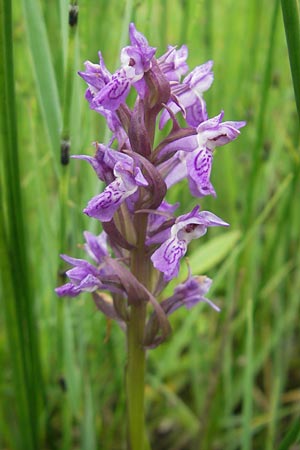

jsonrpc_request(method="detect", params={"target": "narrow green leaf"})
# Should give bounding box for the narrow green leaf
[242,297,254,450]
[0,0,43,448]
[281,0,300,122]
[187,230,241,276]
[22,0,62,176]
[278,417,300,450]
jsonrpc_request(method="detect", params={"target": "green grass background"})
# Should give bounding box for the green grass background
[1,0,300,449]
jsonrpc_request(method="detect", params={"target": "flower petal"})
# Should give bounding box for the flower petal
[186,147,215,197]
[93,71,131,111]
[83,178,136,222]
[151,236,187,281]
[83,231,108,263]
[55,283,81,297]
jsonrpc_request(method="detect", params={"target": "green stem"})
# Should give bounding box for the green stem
[281,0,300,123]
[126,214,150,450]
[126,303,147,450]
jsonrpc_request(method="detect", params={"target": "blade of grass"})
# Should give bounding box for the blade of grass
[0,0,43,448]
[242,297,254,450]
[277,416,300,450]
[281,0,300,122]
[245,0,281,225]
[211,173,293,294]
[21,0,62,178]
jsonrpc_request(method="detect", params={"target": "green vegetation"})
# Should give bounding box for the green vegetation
[1,1,299,449]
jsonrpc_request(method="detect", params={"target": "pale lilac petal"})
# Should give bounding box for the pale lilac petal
[151,237,187,281]
[185,96,208,127]
[83,231,108,263]
[84,178,137,222]
[161,274,219,314]
[196,211,229,227]
[164,162,187,188]
[55,283,81,297]
[60,254,90,267]
[197,112,246,149]
[133,167,149,186]
[186,148,215,197]
[147,201,179,245]
[188,175,216,198]
[151,206,228,280]
[78,52,111,91]
[93,71,131,111]
[121,46,145,81]
[158,150,188,187]
[132,77,148,98]
[158,45,189,82]
[72,154,107,181]
[158,134,198,160]
[183,61,214,93]
[128,23,156,68]
[76,274,102,292]
[66,265,98,283]
[148,200,179,228]
[159,101,182,129]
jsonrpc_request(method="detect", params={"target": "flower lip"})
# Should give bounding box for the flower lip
[151,206,229,281]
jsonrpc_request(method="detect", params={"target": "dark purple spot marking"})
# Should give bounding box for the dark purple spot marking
[109,78,130,100]
[98,185,123,209]
[212,133,226,142]
[163,238,186,264]
[194,150,212,180]
[184,223,198,233]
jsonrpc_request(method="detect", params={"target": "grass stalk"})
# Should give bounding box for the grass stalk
[21,0,62,177]
[242,298,254,450]
[244,0,280,225]
[0,0,43,448]
[281,0,300,122]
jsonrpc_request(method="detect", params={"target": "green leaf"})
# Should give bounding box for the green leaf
[22,0,62,177]
[281,0,300,123]
[186,230,241,276]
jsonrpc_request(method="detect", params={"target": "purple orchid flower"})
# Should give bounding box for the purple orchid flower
[57,22,246,352]
[83,150,148,222]
[56,231,109,297]
[78,52,111,95]
[146,200,179,245]
[159,60,214,128]
[187,112,246,196]
[161,270,219,314]
[79,23,156,112]
[121,23,156,78]
[151,206,229,281]
[157,111,246,197]
[158,45,189,82]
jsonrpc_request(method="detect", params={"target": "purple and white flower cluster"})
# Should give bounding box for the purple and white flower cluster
[56,24,245,347]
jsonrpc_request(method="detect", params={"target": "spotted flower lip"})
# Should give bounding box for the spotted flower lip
[156,112,246,197]
[79,23,156,112]
[151,206,229,281]
[83,152,148,222]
